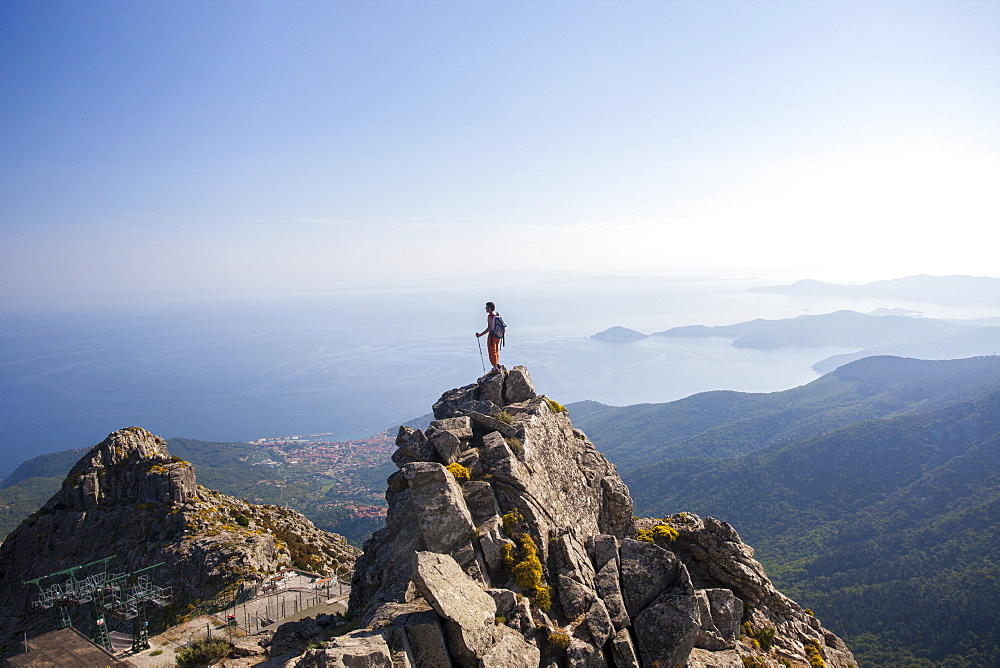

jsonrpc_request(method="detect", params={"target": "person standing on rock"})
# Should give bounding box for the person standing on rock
[476,301,503,374]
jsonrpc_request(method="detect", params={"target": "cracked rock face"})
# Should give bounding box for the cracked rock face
[310,366,857,667]
[0,428,358,660]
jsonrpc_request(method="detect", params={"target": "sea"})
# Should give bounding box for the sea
[4,275,997,478]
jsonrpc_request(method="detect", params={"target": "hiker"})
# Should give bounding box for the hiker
[475,301,504,374]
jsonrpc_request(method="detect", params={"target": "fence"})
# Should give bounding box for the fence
[220,571,352,635]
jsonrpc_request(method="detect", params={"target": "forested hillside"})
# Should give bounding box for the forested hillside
[572,356,1000,666]
[573,355,1000,467]
[0,449,85,542]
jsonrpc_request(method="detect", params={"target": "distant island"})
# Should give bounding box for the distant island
[747,274,1000,306]
[591,325,648,343]
[591,306,1000,373]
[653,309,975,349]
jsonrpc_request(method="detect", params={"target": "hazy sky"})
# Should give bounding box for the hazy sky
[3,0,999,309]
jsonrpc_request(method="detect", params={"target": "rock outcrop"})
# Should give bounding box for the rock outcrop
[302,366,856,667]
[0,427,359,659]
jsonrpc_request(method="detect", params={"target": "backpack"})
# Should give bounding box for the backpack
[491,314,507,342]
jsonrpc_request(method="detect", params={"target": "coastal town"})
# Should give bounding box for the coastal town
[249,431,396,523]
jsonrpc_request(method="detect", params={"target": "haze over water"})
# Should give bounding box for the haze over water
[3,2,999,476]
[6,275,999,478]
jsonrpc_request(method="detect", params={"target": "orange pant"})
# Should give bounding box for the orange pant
[487,334,501,368]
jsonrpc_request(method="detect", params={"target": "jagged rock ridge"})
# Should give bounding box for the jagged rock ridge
[301,366,855,667]
[0,427,359,658]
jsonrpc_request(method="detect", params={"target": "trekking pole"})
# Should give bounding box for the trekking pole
[477,336,486,374]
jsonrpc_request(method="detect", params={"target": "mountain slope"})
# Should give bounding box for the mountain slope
[569,355,1000,468]
[812,325,1000,373]
[583,373,1000,665]
[1,435,394,544]
[644,306,1000,374]
[2,449,87,488]
[748,274,1000,306]
[655,310,975,350]
[0,427,359,659]
[0,476,65,546]
[0,438,286,542]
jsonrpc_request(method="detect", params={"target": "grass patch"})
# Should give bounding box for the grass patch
[493,410,514,424]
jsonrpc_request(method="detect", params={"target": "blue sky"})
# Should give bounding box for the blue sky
[3,0,999,309]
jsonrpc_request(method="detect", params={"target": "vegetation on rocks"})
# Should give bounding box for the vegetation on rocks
[504,436,524,456]
[547,628,570,648]
[544,397,568,413]
[804,637,827,667]
[493,410,514,424]
[636,519,679,543]
[445,462,470,482]
[740,622,776,651]
[501,510,523,536]
[175,637,234,666]
[510,533,551,611]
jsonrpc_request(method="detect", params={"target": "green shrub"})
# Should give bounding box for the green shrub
[740,621,758,648]
[754,626,776,651]
[739,622,776,651]
[548,629,570,648]
[494,410,514,424]
[501,511,523,536]
[175,637,233,666]
[505,437,524,456]
[501,541,515,568]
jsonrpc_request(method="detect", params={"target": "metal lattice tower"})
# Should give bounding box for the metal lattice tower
[24,556,171,654]
[110,564,172,651]
[24,556,120,648]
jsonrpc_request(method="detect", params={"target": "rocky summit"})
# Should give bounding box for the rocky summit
[0,427,358,659]
[298,366,856,667]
